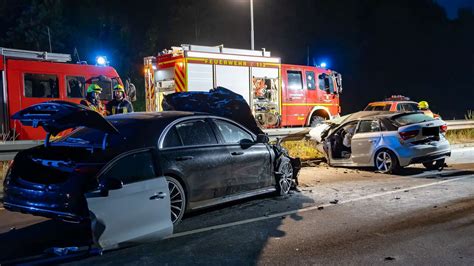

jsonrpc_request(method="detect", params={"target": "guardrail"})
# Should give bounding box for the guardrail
[263,120,474,140]
[1,120,473,161]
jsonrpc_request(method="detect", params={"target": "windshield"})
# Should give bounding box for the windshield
[53,118,144,148]
[364,104,391,111]
[392,113,435,126]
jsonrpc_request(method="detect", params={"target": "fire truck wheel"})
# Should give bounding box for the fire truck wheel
[310,115,326,127]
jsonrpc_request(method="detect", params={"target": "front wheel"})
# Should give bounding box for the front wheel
[276,157,294,196]
[166,176,186,225]
[374,149,399,174]
[422,158,445,170]
[310,115,326,127]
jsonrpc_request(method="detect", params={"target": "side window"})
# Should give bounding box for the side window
[214,119,253,144]
[318,74,334,93]
[101,152,156,184]
[175,119,217,146]
[162,127,182,148]
[287,71,303,90]
[306,71,316,90]
[66,76,86,98]
[92,80,112,100]
[406,103,418,112]
[357,120,381,133]
[24,73,59,98]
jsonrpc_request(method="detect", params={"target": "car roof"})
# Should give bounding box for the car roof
[106,111,201,121]
[342,111,423,122]
[367,100,417,105]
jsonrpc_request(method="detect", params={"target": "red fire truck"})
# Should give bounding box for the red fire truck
[0,47,126,140]
[144,44,343,128]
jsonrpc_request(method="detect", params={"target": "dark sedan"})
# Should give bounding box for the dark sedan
[3,95,299,249]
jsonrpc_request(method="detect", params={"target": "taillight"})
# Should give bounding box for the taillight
[399,129,419,140]
[440,124,447,133]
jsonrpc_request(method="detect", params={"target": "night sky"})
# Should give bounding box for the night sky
[0,0,473,118]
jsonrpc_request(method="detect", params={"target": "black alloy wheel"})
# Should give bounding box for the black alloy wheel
[166,176,186,225]
[276,157,294,196]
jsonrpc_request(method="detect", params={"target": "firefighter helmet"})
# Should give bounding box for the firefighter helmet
[113,84,125,94]
[87,84,103,93]
[418,101,429,110]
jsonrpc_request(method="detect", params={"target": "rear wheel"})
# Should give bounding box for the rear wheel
[374,149,399,174]
[166,176,186,225]
[276,157,294,196]
[422,158,445,170]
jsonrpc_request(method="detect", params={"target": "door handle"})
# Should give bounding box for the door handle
[175,156,193,161]
[150,192,166,200]
[231,151,244,156]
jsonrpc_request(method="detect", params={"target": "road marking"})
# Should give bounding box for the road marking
[169,174,472,239]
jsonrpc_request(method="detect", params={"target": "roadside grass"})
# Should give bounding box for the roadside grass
[446,129,474,144]
[281,139,324,160]
[0,161,8,194]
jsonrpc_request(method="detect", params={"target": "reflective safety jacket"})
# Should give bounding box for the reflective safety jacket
[106,99,134,115]
[80,99,106,116]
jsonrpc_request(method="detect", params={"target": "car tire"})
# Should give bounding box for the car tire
[374,149,399,174]
[166,176,186,225]
[422,158,445,170]
[310,115,326,127]
[276,157,294,196]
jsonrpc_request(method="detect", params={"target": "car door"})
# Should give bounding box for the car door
[86,149,172,250]
[158,118,233,204]
[351,120,383,165]
[211,118,272,193]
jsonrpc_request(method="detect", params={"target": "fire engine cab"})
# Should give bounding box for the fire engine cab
[144,44,343,128]
[0,47,128,140]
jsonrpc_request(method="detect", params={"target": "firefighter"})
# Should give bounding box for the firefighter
[81,84,106,115]
[106,84,133,115]
[418,100,434,118]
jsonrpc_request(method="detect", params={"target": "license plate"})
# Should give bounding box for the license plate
[422,127,439,136]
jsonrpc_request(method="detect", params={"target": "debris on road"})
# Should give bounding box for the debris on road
[329,199,339,204]
[384,256,396,261]
[317,206,324,210]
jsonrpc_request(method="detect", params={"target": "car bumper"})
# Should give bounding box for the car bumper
[397,139,451,167]
[3,202,84,223]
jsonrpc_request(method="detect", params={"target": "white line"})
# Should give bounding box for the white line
[169,175,472,239]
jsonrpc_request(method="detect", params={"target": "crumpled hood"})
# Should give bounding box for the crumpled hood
[162,87,264,135]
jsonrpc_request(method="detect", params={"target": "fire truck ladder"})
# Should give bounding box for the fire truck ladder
[0,47,71,62]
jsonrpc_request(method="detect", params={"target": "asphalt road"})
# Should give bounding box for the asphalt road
[0,164,473,265]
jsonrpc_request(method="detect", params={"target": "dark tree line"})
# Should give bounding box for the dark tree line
[0,0,472,117]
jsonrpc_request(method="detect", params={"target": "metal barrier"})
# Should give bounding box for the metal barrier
[0,120,473,161]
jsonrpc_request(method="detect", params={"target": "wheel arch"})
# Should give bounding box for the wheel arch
[373,146,401,166]
[307,107,331,126]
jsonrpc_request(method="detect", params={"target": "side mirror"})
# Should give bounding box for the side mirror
[99,178,123,196]
[239,138,254,148]
[256,134,269,143]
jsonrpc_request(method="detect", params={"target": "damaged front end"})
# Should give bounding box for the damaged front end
[163,87,301,188]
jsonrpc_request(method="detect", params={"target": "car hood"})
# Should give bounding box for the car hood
[12,100,119,136]
[162,87,264,135]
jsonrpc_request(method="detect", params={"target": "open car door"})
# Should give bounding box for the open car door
[85,150,173,250]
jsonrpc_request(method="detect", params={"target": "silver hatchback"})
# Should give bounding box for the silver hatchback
[311,112,451,173]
